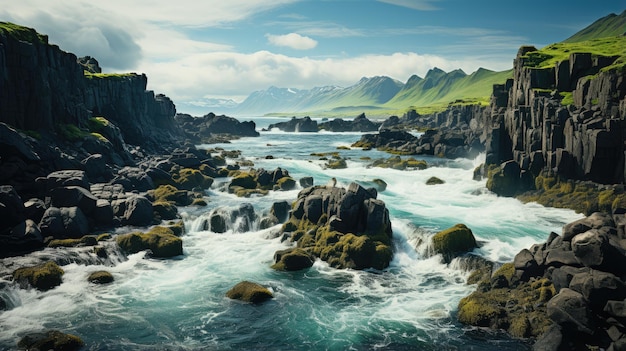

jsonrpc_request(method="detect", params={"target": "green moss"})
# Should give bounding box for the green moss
[559,92,574,106]
[21,129,41,139]
[97,233,112,241]
[48,236,97,248]
[519,171,623,215]
[90,132,110,143]
[225,281,273,303]
[370,156,428,170]
[153,201,178,220]
[152,185,191,206]
[493,263,515,283]
[173,168,214,191]
[520,36,626,73]
[87,271,114,284]
[325,159,347,169]
[115,226,183,258]
[166,220,186,237]
[431,224,477,262]
[457,296,501,327]
[275,177,296,190]
[12,261,64,291]
[88,117,110,132]
[84,72,138,80]
[191,198,208,206]
[230,172,258,189]
[57,123,88,141]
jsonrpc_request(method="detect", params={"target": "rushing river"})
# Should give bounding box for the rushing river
[0,117,583,350]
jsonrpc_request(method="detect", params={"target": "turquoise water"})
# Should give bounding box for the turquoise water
[0,117,582,350]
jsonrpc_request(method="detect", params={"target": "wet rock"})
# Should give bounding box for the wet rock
[39,206,89,239]
[12,261,64,291]
[0,185,26,231]
[226,281,273,303]
[45,170,89,191]
[116,226,182,258]
[547,288,595,335]
[299,176,314,188]
[17,330,84,351]
[272,248,315,271]
[49,186,97,216]
[123,195,154,226]
[431,224,478,263]
[87,271,114,284]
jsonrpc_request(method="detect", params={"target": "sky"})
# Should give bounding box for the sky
[1,1,624,115]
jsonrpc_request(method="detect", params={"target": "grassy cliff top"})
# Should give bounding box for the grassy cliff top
[0,22,48,44]
[521,36,626,72]
[83,71,141,80]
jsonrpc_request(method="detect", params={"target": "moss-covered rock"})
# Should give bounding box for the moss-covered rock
[272,248,315,271]
[230,172,258,189]
[370,156,427,170]
[426,176,445,185]
[12,261,64,291]
[431,224,477,262]
[275,177,296,191]
[191,198,208,206]
[17,330,84,351]
[226,281,273,303]
[153,201,178,220]
[88,271,114,284]
[115,226,183,258]
[325,158,347,169]
[152,185,192,206]
[173,168,214,190]
[48,236,98,248]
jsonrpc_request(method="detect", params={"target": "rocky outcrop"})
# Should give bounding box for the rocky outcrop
[318,113,381,132]
[460,212,626,350]
[276,183,393,270]
[17,330,84,351]
[265,116,318,132]
[484,47,626,192]
[0,23,180,150]
[175,113,259,143]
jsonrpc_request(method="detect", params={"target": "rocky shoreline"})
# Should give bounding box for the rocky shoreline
[1,22,626,351]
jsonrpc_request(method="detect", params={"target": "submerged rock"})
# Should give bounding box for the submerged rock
[226,281,273,303]
[87,271,114,284]
[17,330,84,351]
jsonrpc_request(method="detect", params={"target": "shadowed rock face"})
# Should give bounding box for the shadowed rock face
[0,25,179,149]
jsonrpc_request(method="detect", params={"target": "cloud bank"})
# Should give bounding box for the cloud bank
[266,33,318,50]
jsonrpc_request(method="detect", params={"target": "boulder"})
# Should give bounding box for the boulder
[272,248,315,271]
[123,196,154,226]
[93,199,114,226]
[115,226,183,258]
[562,212,615,241]
[226,281,273,303]
[431,224,478,263]
[569,270,626,310]
[12,261,64,291]
[299,177,314,188]
[0,219,45,258]
[23,198,46,223]
[81,153,112,181]
[547,288,595,335]
[270,201,290,223]
[87,271,114,284]
[17,330,84,351]
[38,207,89,239]
[45,170,89,191]
[49,186,97,215]
[571,229,626,273]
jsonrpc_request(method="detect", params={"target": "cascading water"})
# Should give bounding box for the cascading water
[0,117,583,350]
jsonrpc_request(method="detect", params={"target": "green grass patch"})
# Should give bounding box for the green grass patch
[88,117,110,132]
[57,123,89,142]
[559,92,574,106]
[521,36,626,72]
[84,71,138,80]
[0,22,48,44]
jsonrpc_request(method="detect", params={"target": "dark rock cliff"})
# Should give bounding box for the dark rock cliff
[0,23,180,149]
[484,47,626,187]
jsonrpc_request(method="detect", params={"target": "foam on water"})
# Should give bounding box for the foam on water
[0,120,583,350]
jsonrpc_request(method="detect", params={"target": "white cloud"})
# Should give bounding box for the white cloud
[378,0,441,11]
[266,33,318,50]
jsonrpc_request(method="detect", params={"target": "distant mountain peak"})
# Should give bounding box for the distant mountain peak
[564,10,626,43]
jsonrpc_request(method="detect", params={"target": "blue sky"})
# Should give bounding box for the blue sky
[2,1,624,114]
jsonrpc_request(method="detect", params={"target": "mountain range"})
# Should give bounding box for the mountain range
[204,10,626,118]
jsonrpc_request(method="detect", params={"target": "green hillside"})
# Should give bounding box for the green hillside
[564,10,626,43]
[384,67,512,109]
